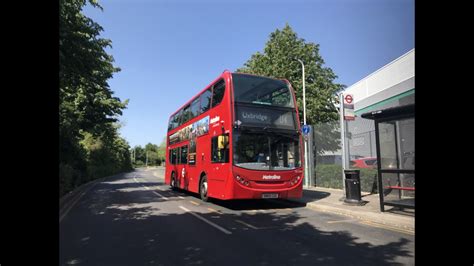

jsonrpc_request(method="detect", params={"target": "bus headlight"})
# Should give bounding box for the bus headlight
[290,176,301,185]
[235,175,250,186]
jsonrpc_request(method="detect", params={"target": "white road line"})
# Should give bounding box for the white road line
[134,176,168,200]
[152,191,169,200]
[169,192,185,198]
[179,206,232,235]
[235,219,259,229]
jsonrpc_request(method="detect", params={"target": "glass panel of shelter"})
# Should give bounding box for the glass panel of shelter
[377,118,415,210]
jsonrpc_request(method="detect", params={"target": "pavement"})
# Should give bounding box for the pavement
[290,186,415,234]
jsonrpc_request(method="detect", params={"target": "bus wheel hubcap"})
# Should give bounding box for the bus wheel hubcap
[202,182,207,196]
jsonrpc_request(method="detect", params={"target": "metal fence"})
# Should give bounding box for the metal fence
[312,121,343,190]
[346,115,378,193]
[312,115,379,193]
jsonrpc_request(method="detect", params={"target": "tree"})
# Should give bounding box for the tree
[59,0,131,196]
[157,137,167,164]
[237,24,345,125]
[60,0,127,139]
[133,145,146,163]
[145,143,159,153]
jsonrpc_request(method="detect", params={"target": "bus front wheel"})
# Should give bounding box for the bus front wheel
[200,175,209,202]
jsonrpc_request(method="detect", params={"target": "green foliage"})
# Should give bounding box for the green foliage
[157,137,167,163]
[59,0,132,197]
[315,164,343,189]
[59,162,82,197]
[237,24,345,125]
[315,164,378,193]
[131,141,166,167]
[134,160,144,167]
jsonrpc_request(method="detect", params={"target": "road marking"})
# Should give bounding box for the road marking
[235,219,259,229]
[327,219,357,224]
[189,200,200,206]
[179,206,232,235]
[152,191,169,200]
[134,176,168,200]
[60,182,97,223]
[241,210,258,214]
[207,207,220,213]
[303,203,414,235]
[359,220,414,235]
[178,196,185,199]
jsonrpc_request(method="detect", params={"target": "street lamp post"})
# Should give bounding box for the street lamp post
[296,59,309,187]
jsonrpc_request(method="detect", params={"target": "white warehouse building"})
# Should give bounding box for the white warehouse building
[313,49,415,194]
[346,49,414,118]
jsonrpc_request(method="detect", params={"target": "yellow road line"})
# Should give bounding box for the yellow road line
[59,182,97,223]
[189,200,200,206]
[207,207,220,213]
[327,219,357,224]
[359,220,414,235]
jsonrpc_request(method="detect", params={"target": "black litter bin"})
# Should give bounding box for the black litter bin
[344,169,362,204]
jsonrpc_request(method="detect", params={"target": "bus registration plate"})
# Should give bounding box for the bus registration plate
[262,193,279,199]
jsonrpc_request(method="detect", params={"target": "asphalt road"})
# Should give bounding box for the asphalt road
[60,167,414,265]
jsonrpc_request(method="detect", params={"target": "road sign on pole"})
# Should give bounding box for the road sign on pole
[302,124,310,135]
[344,94,353,104]
[343,94,355,121]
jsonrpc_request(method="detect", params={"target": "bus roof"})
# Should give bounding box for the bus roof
[168,71,290,119]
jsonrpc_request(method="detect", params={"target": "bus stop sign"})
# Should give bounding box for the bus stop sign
[302,125,310,135]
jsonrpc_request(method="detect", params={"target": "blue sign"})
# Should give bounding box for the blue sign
[302,125,310,135]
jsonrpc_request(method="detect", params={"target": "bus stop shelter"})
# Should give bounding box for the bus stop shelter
[361,104,414,212]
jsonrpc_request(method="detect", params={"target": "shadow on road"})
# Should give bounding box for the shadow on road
[60,174,414,266]
[300,189,331,203]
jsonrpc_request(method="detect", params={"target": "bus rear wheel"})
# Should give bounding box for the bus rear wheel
[170,172,178,190]
[199,175,209,202]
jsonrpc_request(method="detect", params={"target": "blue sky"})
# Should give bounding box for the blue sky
[83,0,414,148]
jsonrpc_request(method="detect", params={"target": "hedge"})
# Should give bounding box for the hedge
[315,164,378,193]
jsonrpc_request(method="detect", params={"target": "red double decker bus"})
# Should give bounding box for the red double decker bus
[165,70,303,201]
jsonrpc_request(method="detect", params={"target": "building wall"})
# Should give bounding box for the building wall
[313,49,415,192]
[344,49,414,112]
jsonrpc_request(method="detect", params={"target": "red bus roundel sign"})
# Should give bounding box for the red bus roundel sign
[344,94,353,104]
[343,94,355,120]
